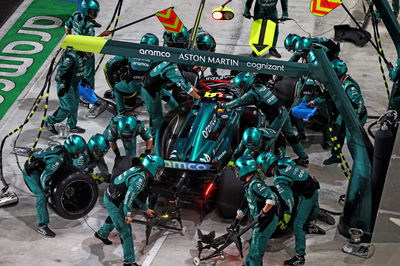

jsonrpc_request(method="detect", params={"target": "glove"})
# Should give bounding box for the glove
[278,213,291,230]
[227,218,240,233]
[144,149,151,155]
[243,8,252,19]
[227,161,235,167]
[257,209,268,223]
[282,11,289,19]
[91,173,105,184]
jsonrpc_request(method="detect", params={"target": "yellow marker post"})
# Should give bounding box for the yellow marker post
[248,19,276,56]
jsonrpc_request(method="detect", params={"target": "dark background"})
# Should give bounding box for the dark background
[0,0,24,28]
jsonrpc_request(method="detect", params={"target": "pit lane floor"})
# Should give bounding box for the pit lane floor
[1,0,400,265]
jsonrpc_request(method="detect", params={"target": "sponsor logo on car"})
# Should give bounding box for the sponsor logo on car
[164,160,211,171]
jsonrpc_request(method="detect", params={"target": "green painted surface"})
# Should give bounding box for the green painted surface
[0,0,76,119]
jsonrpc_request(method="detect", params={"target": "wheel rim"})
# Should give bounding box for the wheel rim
[60,180,95,214]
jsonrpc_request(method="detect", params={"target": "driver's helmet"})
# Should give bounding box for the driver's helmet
[242,128,262,151]
[142,154,165,182]
[81,0,100,20]
[295,37,312,55]
[88,134,110,159]
[141,33,159,46]
[234,156,258,181]
[164,26,189,48]
[256,152,278,177]
[117,116,137,141]
[284,33,301,51]
[331,59,348,78]
[195,32,215,52]
[64,135,86,159]
[233,72,255,95]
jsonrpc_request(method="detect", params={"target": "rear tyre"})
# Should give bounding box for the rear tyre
[49,171,98,220]
[216,167,245,219]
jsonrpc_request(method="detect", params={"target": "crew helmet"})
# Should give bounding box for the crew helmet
[295,37,312,54]
[164,26,189,48]
[242,128,262,151]
[117,116,137,141]
[331,59,348,78]
[64,135,86,159]
[196,32,215,51]
[81,0,100,19]
[284,34,301,51]
[141,33,159,46]
[234,156,258,181]
[142,154,165,182]
[233,72,255,94]
[256,152,278,177]
[88,134,110,159]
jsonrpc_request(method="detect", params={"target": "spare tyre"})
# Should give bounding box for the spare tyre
[48,170,98,220]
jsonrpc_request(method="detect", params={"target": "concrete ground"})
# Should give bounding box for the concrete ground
[1,0,400,265]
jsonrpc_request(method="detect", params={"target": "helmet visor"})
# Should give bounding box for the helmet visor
[88,9,99,19]
[72,149,83,159]
[92,146,107,159]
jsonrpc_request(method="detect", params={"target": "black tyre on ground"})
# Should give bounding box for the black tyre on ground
[48,171,98,220]
[216,167,245,219]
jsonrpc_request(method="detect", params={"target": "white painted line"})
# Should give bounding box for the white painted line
[141,232,168,266]
[389,217,400,227]
[379,209,400,216]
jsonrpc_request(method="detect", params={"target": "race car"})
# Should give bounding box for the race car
[152,76,264,219]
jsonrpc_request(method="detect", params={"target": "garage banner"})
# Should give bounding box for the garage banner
[61,35,311,78]
[0,0,76,119]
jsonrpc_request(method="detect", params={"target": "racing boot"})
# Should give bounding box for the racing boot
[104,90,114,99]
[269,48,282,58]
[317,209,335,225]
[87,100,108,119]
[294,157,309,167]
[44,122,58,135]
[304,222,326,235]
[284,254,305,266]
[94,232,112,245]
[323,156,341,165]
[37,224,56,238]
[69,126,86,134]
